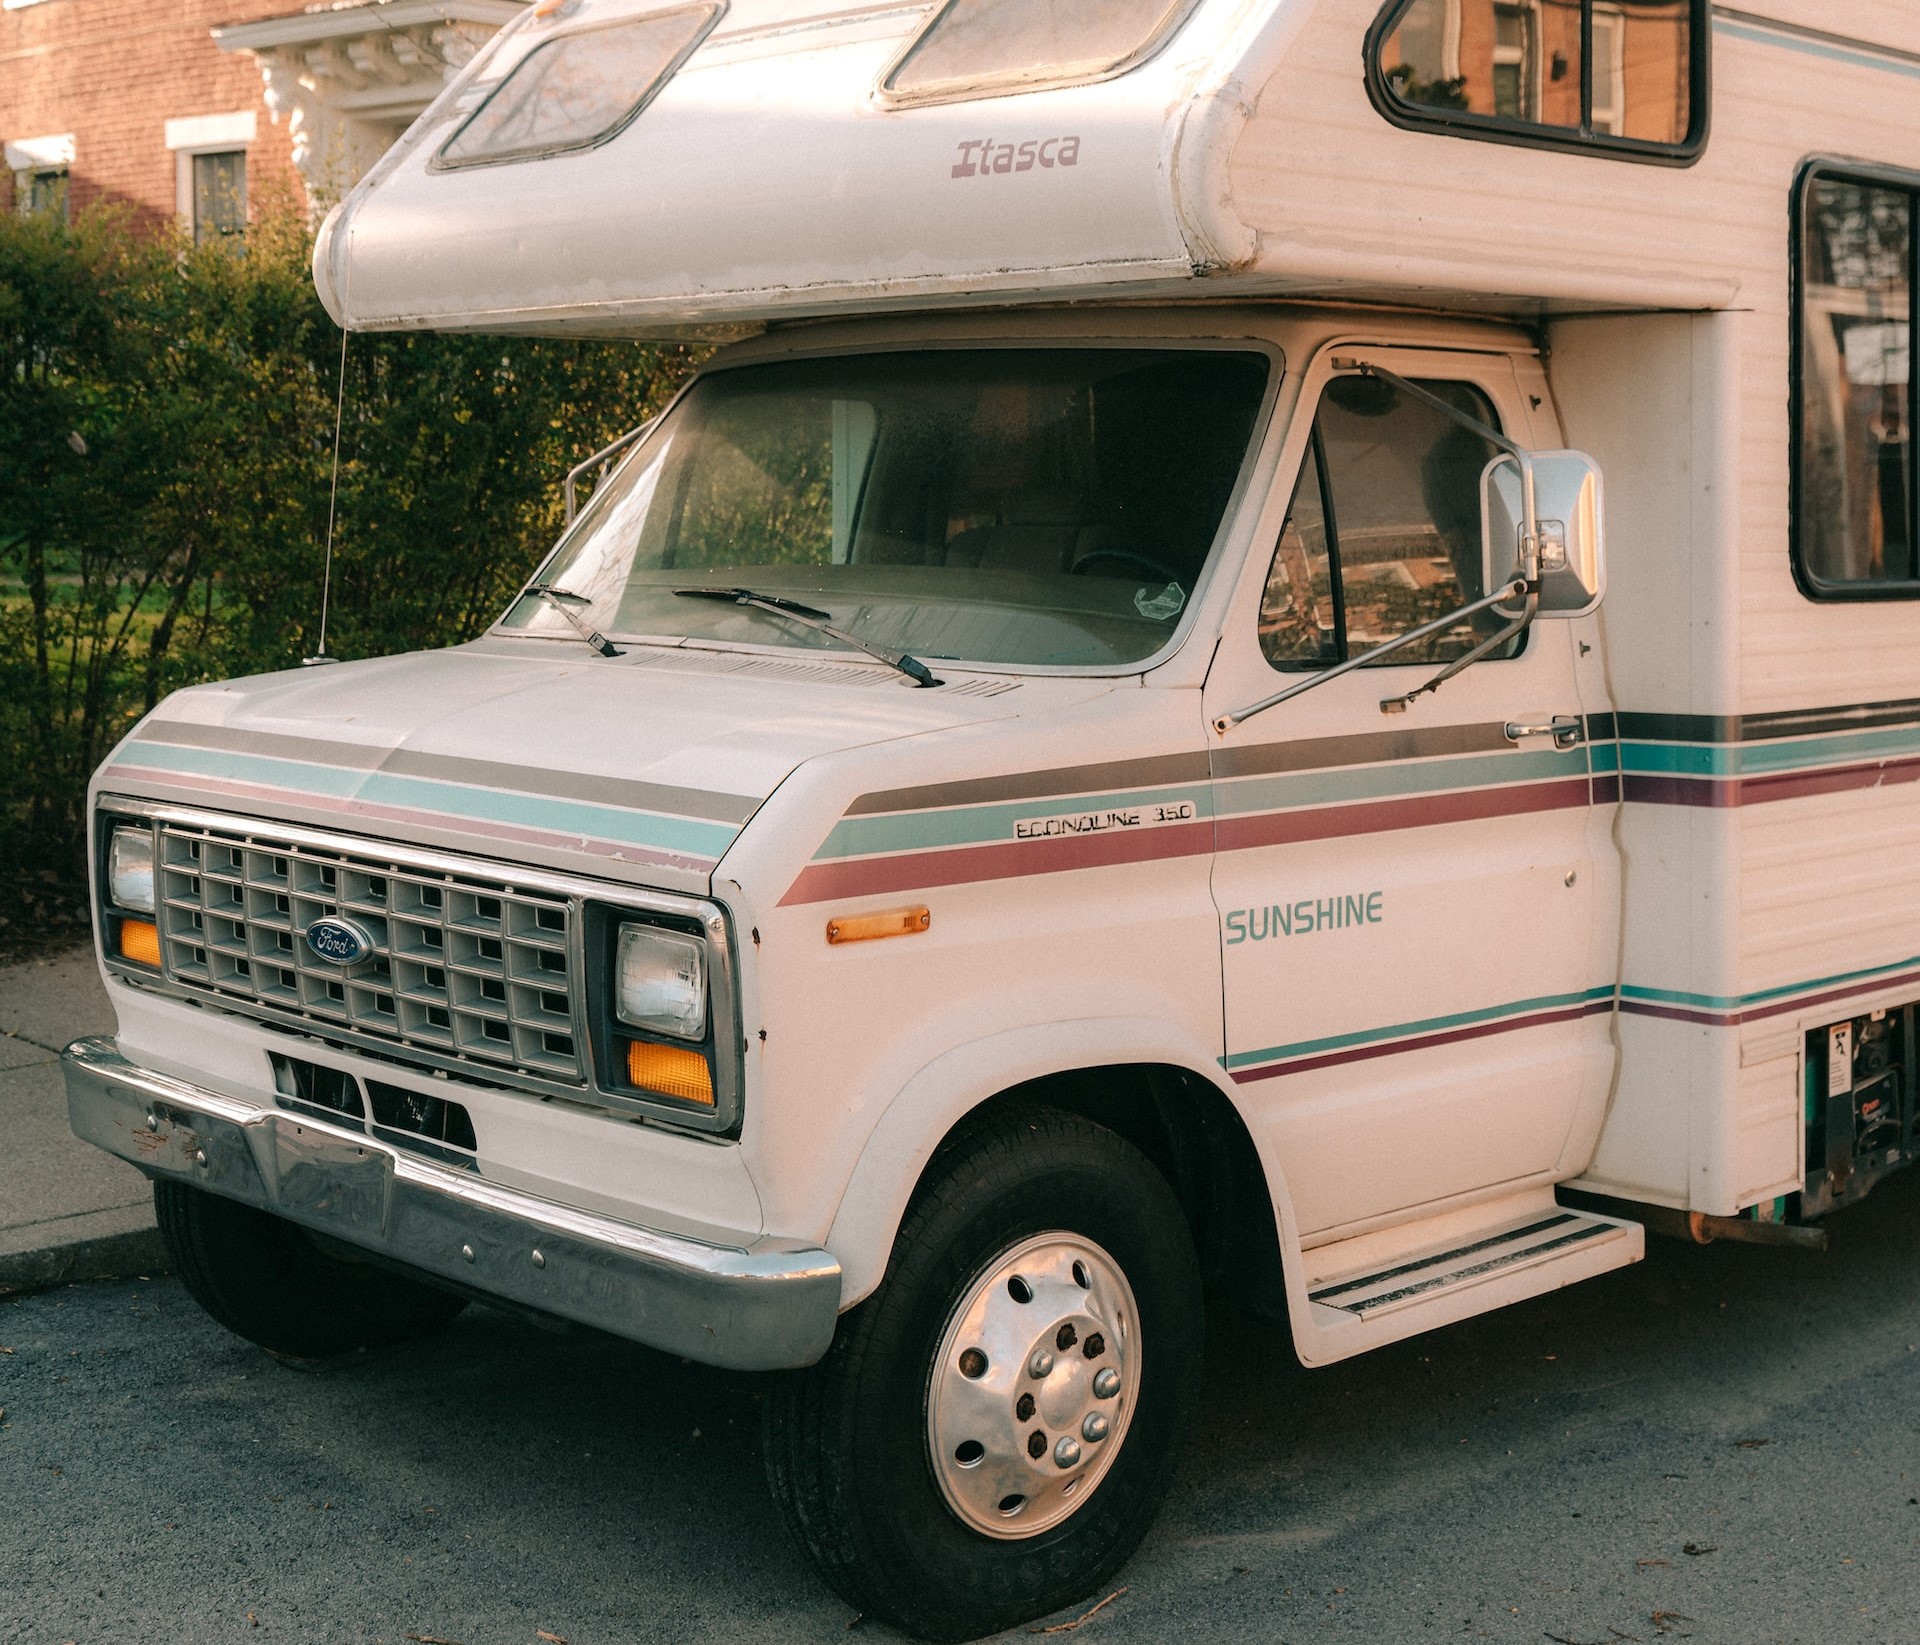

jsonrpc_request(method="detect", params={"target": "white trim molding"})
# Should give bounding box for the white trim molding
[165,111,259,153]
[5,132,75,171]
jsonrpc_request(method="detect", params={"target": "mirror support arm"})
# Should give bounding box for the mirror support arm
[1213,578,1528,735]
[1377,588,1537,715]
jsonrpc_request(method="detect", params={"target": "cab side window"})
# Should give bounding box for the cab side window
[1260,375,1519,671]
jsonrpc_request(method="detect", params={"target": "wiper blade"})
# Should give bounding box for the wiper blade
[524,584,621,657]
[673,586,943,688]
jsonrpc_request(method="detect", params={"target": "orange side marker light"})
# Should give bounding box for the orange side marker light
[825,906,931,946]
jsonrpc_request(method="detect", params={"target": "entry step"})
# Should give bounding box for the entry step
[1309,1209,1635,1320]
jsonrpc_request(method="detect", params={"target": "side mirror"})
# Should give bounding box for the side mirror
[1480,451,1605,617]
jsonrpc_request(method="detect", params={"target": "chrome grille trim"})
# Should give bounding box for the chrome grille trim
[155,818,587,1082]
[97,797,743,1131]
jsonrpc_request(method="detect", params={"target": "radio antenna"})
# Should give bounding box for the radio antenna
[305,228,352,667]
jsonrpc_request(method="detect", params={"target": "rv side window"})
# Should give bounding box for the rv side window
[1366,0,1707,166]
[1794,163,1917,597]
[1260,376,1521,671]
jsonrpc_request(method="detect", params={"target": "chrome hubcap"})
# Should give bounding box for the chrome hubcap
[927,1232,1138,1539]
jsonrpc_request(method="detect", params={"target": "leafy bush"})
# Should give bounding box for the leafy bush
[0,205,698,954]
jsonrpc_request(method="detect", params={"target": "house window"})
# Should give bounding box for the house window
[191,151,246,243]
[7,133,75,219]
[20,167,67,219]
[166,112,255,244]
[1794,162,1917,597]
[1367,0,1707,165]
[1260,375,1521,671]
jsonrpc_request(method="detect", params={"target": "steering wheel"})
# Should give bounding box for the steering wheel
[1069,547,1183,583]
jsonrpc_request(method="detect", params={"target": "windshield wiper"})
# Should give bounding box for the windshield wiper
[523,584,622,657]
[673,587,943,688]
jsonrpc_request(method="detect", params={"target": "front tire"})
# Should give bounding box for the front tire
[765,1106,1203,1641]
[155,1180,467,1360]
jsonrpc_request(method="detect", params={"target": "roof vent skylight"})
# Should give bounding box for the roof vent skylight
[881,0,1206,107]
[436,1,724,170]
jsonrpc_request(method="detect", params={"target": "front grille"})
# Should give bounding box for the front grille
[154,820,584,1084]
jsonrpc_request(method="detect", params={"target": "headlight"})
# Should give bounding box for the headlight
[615,923,707,1040]
[107,825,155,914]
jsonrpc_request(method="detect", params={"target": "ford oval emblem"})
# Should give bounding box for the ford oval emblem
[305,915,375,966]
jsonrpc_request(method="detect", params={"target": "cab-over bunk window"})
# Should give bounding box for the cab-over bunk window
[1794,162,1919,599]
[1366,0,1708,165]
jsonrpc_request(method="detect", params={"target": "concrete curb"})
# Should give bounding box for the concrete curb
[0,1225,171,1296]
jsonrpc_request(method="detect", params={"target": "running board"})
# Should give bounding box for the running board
[1289,1195,1643,1367]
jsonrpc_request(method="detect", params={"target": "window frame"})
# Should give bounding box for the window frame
[1791,155,1920,603]
[1363,0,1711,168]
[1259,370,1525,674]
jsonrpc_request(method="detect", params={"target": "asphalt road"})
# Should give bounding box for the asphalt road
[6,1172,1920,1645]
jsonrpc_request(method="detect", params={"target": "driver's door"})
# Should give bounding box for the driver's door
[1205,345,1620,1240]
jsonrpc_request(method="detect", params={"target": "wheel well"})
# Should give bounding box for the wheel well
[923,1064,1288,1323]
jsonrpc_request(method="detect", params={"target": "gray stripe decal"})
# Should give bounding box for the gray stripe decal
[135,719,762,826]
[844,750,1214,817]
[1212,721,1518,780]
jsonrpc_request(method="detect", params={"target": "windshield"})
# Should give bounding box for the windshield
[499,347,1272,669]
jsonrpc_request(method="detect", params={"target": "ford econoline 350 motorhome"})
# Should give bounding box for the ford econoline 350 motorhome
[64,0,1920,1635]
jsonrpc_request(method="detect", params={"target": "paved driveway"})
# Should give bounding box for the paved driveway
[5,1166,1919,1645]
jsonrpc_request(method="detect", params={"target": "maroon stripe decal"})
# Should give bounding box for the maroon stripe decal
[1230,999,1614,1084]
[102,765,718,874]
[1621,963,1920,1030]
[1212,776,1590,855]
[1623,754,1920,810]
[779,817,1216,906]
[1591,772,1621,806]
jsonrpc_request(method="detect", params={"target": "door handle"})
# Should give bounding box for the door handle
[1504,715,1584,749]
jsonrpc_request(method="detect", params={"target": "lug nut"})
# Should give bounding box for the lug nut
[1028,1349,1054,1378]
[1055,1323,1077,1352]
[1027,1430,1047,1460]
[1082,1332,1105,1359]
[1015,1393,1035,1422]
[1082,1412,1109,1442]
[1054,1437,1081,1468]
[1093,1367,1121,1399]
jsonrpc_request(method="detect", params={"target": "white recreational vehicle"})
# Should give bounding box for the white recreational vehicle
[64,0,1920,1635]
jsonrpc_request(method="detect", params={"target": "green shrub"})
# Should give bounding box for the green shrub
[0,205,698,953]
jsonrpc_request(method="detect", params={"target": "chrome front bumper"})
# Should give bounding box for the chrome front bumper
[63,1036,841,1370]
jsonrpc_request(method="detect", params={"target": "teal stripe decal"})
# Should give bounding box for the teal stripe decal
[1620,948,1920,1015]
[1225,986,1614,1072]
[814,781,1215,861]
[1618,722,1920,780]
[113,741,741,860]
[1216,746,1585,820]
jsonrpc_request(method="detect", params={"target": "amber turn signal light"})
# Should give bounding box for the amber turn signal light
[626,1039,714,1106]
[117,918,161,968]
[825,906,931,946]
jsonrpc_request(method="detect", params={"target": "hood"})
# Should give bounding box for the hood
[97,638,1081,895]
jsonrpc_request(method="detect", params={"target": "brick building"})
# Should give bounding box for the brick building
[2,0,523,235]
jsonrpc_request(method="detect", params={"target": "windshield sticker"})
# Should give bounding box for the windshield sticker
[1015,800,1196,842]
[1225,893,1384,945]
[1134,582,1185,621]
[950,136,1081,178]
